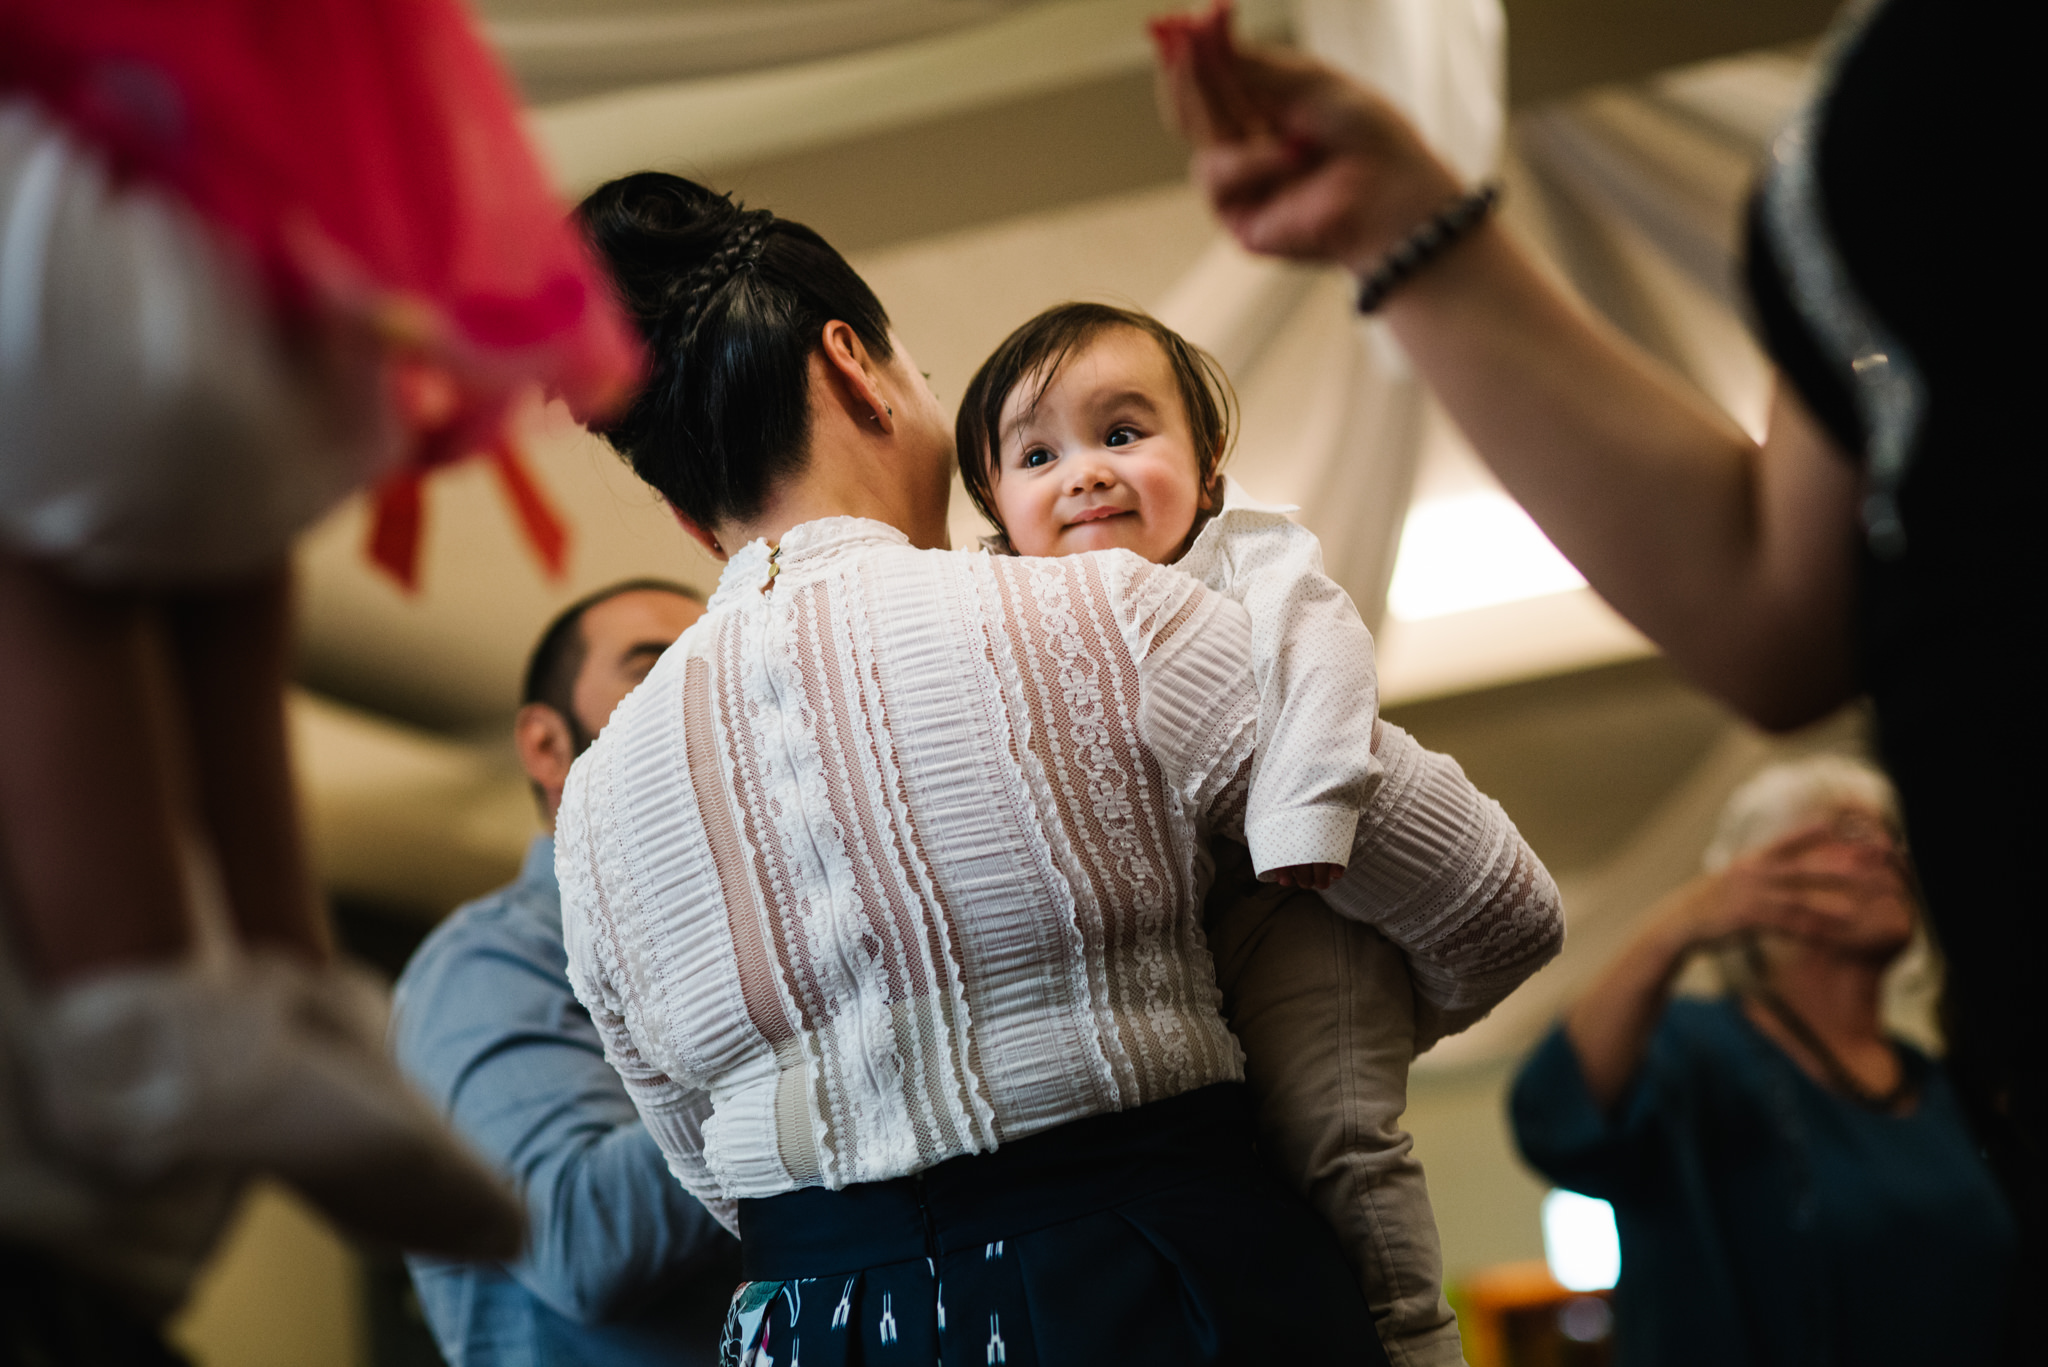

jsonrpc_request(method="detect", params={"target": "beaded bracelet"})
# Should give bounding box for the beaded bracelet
[1354,182,1502,315]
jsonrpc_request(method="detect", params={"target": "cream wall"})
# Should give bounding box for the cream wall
[1409,1068,1552,1280]
[170,1185,365,1367]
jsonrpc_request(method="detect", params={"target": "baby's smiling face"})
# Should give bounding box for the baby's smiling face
[988,326,1213,564]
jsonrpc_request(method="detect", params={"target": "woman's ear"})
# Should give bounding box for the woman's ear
[819,320,895,433]
[669,504,728,561]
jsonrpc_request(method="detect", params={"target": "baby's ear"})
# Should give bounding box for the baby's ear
[1199,469,1223,511]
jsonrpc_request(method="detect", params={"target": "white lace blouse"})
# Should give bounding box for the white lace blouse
[558,518,1560,1222]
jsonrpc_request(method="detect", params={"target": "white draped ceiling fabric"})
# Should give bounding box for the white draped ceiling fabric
[288,0,1921,1069]
[1154,0,1506,643]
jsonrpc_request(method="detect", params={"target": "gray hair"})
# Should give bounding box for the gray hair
[1702,755,1903,999]
[1702,755,1899,872]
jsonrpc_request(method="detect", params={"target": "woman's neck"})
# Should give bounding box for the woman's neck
[1767,949,1887,1046]
[714,348,953,555]
[1745,946,1902,1103]
[724,464,949,554]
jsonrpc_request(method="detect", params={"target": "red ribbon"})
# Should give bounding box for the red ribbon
[364,441,569,591]
[488,440,570,579]
[366,469,426,589]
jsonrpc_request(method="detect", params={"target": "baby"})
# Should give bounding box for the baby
[957,303,1463,1367]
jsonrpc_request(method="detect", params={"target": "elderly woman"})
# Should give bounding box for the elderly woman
[1512,757,2014,1365]
[556,171,1563,1366]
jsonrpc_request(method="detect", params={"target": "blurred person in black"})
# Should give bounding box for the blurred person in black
[1153,0,2045,1274]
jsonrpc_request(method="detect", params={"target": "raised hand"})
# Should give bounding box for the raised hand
[1149,2,1463,274]
[1677,816,1915,962]
[1564,802,1914,1109]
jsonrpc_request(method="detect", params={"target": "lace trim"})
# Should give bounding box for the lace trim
[683,652,818,1185]
[793,571,965,1176]
[774,577,921,1181]
[984,556,1138,1106]
[1414,843,1562,1019]
[717,608,848,1187]
[1016,554,1241,1100]
[964,555,1122,1124]
[706,517,910,611]
[1038,556,1173,1094]
[1089,556,1211,1097]
[1109,558,1251,1083]
[775,516,910,565]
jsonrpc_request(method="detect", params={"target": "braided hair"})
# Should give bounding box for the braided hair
[577,174,894,530]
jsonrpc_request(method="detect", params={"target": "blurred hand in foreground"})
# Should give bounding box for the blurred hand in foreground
[1149,2,1464,274]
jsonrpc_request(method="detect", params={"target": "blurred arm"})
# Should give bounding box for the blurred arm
[167,567,330,960]
[1561,895,1707,1113]
[395,921,733,1323]
[0,554,190,978]
[1156,15,1861,730]
[1563,823,1909,1109]
[1383,245,1860,730]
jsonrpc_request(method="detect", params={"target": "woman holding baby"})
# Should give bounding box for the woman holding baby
[558,171,1558,1365]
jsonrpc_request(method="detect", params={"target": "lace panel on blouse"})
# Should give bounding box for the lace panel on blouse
[982,555,1238,1107]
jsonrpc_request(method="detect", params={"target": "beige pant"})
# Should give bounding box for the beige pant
[1206,841,1466,1367]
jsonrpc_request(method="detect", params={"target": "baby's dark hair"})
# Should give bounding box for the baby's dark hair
[955,303,1235,534]
[576,173,893,530]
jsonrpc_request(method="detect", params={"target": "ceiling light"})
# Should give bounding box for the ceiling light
[1386,492,1585,621]
[1542,1188,1621,1293]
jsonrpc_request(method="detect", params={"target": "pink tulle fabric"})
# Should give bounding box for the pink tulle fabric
[0,0,644,585]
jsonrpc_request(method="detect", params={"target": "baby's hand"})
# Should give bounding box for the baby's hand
[1271,862,1343,891]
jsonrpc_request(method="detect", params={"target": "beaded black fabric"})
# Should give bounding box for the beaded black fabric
[1354,182,1500,315]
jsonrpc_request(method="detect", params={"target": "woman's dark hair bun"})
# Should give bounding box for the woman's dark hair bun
[576,173,893,533]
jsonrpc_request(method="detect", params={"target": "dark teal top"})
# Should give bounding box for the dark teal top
[1511,999,2014,1366]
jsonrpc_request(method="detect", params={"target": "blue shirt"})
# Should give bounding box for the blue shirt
[393,837,739,1367]
[1511,998,2014,1367]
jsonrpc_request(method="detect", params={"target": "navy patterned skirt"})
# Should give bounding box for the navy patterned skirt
[722,1083,1389,1367]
